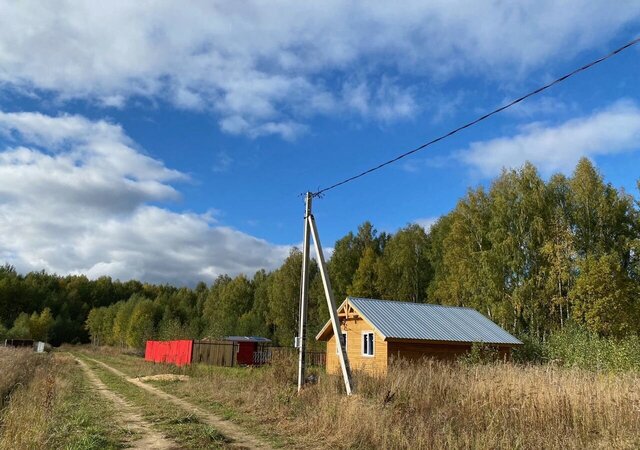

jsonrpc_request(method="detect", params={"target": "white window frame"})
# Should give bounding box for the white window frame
[362,331,375,357]
[336,332,347,354]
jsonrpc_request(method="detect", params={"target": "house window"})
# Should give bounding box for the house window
[336,333,347,354]
[362,332,374,356]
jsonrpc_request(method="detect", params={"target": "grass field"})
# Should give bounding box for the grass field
[77,347,640,449]
[2,346,639,449]
[0,348,128,450]
[79,355,231,449]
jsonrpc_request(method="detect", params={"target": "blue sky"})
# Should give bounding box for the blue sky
[0,2,639,285]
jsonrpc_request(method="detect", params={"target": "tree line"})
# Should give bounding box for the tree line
[1,158,638,349]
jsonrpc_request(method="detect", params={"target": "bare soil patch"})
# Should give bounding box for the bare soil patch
[137,374,190,382]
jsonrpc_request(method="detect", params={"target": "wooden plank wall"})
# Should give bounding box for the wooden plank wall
[326,316,388,375]
[192,340,237,367]
[387,341,513,363]
[387,341,471,362]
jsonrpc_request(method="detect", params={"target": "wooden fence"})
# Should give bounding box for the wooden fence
[146,339,326,368]
[192,340,238,367]
[262,347,326,367]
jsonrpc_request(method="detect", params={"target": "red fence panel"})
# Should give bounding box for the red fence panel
[144,340,193,366]
[144,340,156,362]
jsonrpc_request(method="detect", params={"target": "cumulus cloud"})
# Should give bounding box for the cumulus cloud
[1,1,638,137]
[458,100,640,177]
[0,111,290,285]
[342,78,417,122]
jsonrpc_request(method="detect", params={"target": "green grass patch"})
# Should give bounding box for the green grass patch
[48,360,132,450]
[79,355,232,449]
[82,351,297,448]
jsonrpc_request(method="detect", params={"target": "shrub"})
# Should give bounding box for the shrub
[459,342,500,365]
[512,332,547,363]
[545,324,640,372]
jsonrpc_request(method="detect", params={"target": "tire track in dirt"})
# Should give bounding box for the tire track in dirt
[74,357,179,450]
[85,356,272,450]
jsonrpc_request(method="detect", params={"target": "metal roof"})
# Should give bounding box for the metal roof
[344,297,522,345]
[224,336,272,343]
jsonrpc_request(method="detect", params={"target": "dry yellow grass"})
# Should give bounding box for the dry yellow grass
[0,348,40,409]
[0,350,127,450]
[0,356,57,450]
[85,349,640,449]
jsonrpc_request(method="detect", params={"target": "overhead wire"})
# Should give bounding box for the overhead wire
[311,36,640,198]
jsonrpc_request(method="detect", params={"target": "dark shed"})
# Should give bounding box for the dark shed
[224,336,272,365]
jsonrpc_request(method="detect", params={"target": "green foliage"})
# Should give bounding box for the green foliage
[267,249,307,346]
[85,307,106,345]
[204,274,253,337]
[157,307,188,341]
[329,222,387,301]
[0,267,161,345]
[570,254,639,337]
[113,300,136,347]
[459,342,499,365]
[348,247,380,298]
[29,307,54,341]
[236,270,272,338]
[126,299,157,348]
[546,325,640,372]
[512,332,546,364]
[376,224,432,302]
[430,158,640,340]
[8,313,31,339]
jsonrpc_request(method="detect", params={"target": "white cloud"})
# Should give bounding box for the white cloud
[458,100,640,177]
[501,96,575,119]
[342,78,417,122]
[0,111,290,285]
[1,1,638,137]
[414,217,439,232]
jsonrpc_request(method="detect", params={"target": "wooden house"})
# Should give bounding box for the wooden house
[316,297,522,375]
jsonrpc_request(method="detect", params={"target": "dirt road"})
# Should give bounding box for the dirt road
[83,356,272,450]
[74,357,178,450]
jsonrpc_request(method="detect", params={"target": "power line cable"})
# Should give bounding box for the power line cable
[312,36,640,198]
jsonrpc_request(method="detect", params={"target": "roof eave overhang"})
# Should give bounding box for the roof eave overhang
[315,297,387,341]
[385,337,523,346]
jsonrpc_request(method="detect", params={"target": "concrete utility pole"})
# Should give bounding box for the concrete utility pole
[297,193,312,392]
[297,192,353,395]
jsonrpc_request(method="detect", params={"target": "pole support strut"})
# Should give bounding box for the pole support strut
[308,213,353,395]
[297,192,353,395]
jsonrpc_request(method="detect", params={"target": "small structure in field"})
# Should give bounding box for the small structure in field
[3,339,34,348]
[224,336,271,365]
[33,341,48,353]
[316,297,522,375]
